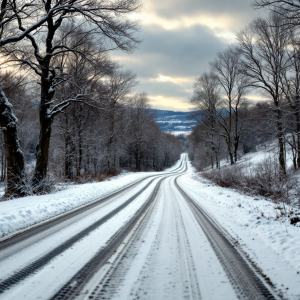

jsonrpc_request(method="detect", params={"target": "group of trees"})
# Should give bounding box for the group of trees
[190,47,250,169]
[0,0,182,197]
[189,1,300,178]
[50,92,182,181]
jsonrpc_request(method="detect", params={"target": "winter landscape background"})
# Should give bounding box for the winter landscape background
[151,109,197,135]
[1,0,300,299]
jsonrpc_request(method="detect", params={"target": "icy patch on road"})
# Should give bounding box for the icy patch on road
[0,159,182,239]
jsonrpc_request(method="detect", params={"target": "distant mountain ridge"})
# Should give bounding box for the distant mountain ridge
[149,109,197,135]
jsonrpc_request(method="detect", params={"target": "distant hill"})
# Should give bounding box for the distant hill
[150,109,197,135]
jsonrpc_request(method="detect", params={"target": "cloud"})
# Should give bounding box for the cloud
[112,0,263,110]
[135,0,260,33]
[115,24,227,78]
[113,24,227,109]
[148,95,194,111]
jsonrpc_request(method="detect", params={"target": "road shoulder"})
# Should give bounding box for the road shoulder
[178,165,300,300]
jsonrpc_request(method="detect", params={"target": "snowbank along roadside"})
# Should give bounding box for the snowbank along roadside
[180,162,300,299]
[0,159,182,240]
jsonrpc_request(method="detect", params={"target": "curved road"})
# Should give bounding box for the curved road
[0,154,278,300]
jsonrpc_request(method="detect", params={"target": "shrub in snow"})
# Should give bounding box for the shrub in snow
[290,217,300,225]
[1,173,56,200]
[203,155,299,208]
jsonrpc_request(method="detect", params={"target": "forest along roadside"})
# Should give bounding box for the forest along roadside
[178,161,300,300]
[0,158,183,240]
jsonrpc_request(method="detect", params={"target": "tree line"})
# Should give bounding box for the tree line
[0,0,182,198]
[189,2,300,181]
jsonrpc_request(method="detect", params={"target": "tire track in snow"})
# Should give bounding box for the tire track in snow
[85,182,161,300]
[0,159,186,297]
[0,159,184,248]
[167,177,202,300]
[86,170,203,300]
[175,176,278,300]
[50,161,189,299]
[0,177,160,294]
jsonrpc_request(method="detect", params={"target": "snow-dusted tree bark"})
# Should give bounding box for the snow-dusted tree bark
[0,0,40,196]
[0,88,25,196]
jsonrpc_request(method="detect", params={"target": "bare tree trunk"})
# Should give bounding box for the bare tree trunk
[106,109,116,175]
[152,151,155,169]
[107,139,114,174]
[0,88,26,197]
[226,139,234,165]
[63,114,72,180]
[32,71,54,188]
[64,133,72,180]
[1,142,5,182]
[234,136,239,163]
[296,108,300,168]
[77,132,83,178]
[291,134,297,170]
[135,151,141,171]
[215,151,220,169]
[32,110,52,187]
[234,109,239,163]
[276,109,286,177]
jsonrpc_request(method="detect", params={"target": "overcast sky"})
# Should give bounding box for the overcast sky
[112,0,265,111]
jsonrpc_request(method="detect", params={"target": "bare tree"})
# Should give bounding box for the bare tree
[127,93,153,171]
[210,46,250,164]
[0,0,38,196]
[237,12,293,176]
[191,47,249,167]
[279,35,300,169]
[253,0,300,28]
[102,70,137,174]
[52,32,115,180]
[190,72,221,168]
[0,0,140,193]
[0,70,28,196]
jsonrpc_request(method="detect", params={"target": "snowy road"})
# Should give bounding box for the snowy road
[0,155,279,300]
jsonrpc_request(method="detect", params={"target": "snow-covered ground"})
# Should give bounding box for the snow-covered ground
[0,175,167,300]
[170,131,191,136]
[220,138,294,171]
[0,160,181,240]
[85,173,238,300]
[202,137,300,209]
[180,162,300,299]
[0,155,299,299]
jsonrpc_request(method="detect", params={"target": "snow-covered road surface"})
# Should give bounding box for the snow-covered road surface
[0,154,290,299]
